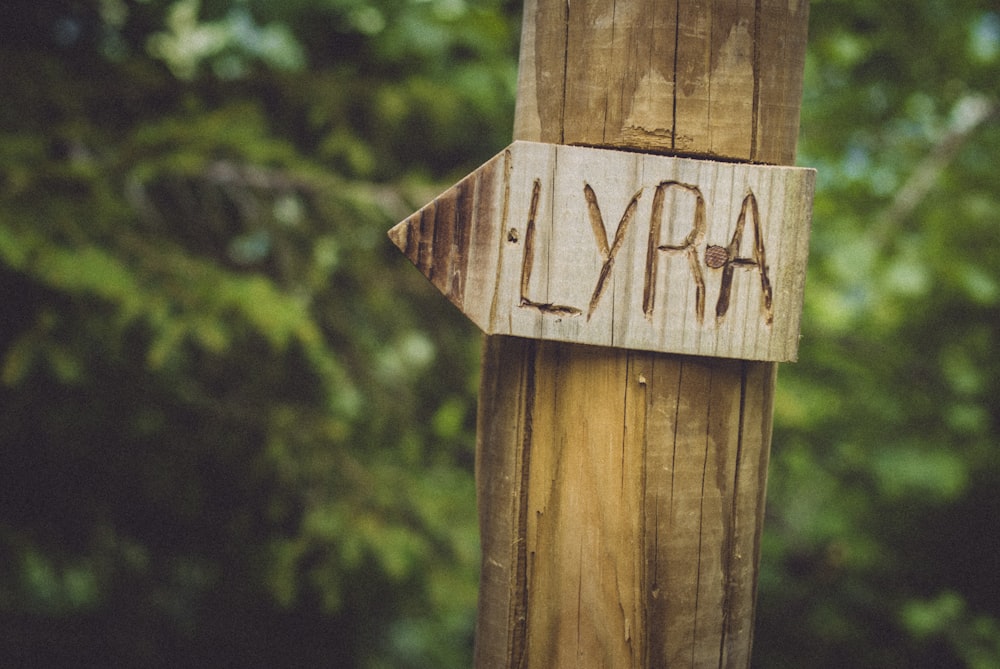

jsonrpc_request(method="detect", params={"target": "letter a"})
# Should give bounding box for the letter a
[714,190,774,325]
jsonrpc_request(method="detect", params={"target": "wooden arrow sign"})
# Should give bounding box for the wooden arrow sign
[389,141,814,361]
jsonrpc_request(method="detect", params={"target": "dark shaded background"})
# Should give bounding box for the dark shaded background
[1,1,998,666]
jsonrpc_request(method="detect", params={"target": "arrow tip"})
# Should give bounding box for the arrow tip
[387,194,471,314]
[387,218,414,261]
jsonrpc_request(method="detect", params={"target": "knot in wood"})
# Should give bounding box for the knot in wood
[705,245,730,269]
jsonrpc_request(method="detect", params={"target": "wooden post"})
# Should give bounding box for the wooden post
[473,1,810,667]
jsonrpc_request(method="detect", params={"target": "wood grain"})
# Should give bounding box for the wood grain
[514,0,809,165]
[476,341,779,668]
[474,1,810,667]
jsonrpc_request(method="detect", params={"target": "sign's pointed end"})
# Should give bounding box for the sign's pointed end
[387,216,418,265]
[387,183,483,327]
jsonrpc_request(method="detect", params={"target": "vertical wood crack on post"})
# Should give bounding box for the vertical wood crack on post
[669,360,683,535]
[750,0,763,162]
[671,0,681,151]
[748,362,776,660]
[639,356,655,669]
[691,365,714,667]
[576,540,584,659]
[604,0,614,144]
[560,0,570,144]
[718,361,749,666]
[510,340,537,669]
[620,356,629,494]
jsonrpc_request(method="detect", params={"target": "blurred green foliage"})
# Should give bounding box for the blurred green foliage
[0,0,997,666]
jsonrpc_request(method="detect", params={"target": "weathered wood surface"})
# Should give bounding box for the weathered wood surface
[514,0,809,165]
[389,142,814,361]
[470,0,811,668]
[476,341,777,667]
